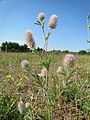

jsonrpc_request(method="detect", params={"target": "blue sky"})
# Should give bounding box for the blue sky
[0,0,90,52]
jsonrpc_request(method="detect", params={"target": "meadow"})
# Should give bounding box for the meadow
[0,12,90,120]
[0,51,90,120]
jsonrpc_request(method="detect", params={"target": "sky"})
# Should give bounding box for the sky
[0,0,90,52]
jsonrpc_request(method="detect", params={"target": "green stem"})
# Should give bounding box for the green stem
[46,72,48,92]
[34,48,44,61]
[47,108,51,120]
[42,24,46,39]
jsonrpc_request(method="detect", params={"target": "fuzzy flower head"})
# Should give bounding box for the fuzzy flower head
[41,68,47,78]
[18,101,25,114]
[63,54,76,68]
[25,102,30,108]
[38,73,42,77]
[56,66,63,74]
[38,12,45,21]
[48,14,58,29]
[24,30,35,49]
[21,60,29,68]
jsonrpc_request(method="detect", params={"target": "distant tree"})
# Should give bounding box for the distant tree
[78,50,87,55]
[1,41,8,52]
[50,50,61,54]
[1,41,29,52]
[62,50,69,54]
[1,41,19,52]
[37,47,43,52]
[19,44,29,52]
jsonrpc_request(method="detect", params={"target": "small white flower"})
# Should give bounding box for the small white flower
[38,73,42,77]
[41,68,47,78]
[48,14,58,29]
[24,30,35,49]
[21,60,29,68]
[63,54,76,68]
[56,67,63,73]
[18,101,25,114]
[25,102,30,108]
[38,12,45,21]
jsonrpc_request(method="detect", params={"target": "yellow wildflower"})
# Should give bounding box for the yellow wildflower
[6,75,12,79]
[20,77,23,81]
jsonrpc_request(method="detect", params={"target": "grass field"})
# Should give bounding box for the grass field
[0,51,90,120]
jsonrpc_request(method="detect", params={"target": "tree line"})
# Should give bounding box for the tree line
[0,41,29,52]
[0,41,90,54]
[0,41,43,52]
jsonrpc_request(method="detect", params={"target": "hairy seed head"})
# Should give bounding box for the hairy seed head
[63,54,76,68]
[24,30,35,49]
[38,12,45,21]
[21,60,29,68]
[41,68,47,78]
[57,66,63,73]
[25,102,30,108]
[18,101,25,114]
[48,15,58,29]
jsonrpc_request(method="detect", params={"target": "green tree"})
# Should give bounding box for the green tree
[1,41,29,52]
[78,50,87,55]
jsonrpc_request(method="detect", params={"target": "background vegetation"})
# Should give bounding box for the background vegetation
[0,51,90,120]
[0,41,90,55]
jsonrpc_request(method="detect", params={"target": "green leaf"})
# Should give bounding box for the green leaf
[32,49,38,54]
[34,20,42,26]
[42,57,52,70]
[36,78,43,87]
[45,109,51,120]
[46,91,56,103]
[42,62,48,68]
[38,115,46,120]
[67,70,74,79]
[61,69,67,76]
[32,73,43,87]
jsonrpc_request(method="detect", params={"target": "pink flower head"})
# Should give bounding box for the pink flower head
[41,68,47,78]
[48,14,58,29]
[24,30,35,49]
[25,102,30,108]
[38,12,45,21]
[18,101,25,114]
[21,60,29,68]
[56,66,63,73]
[63,54,75,68]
